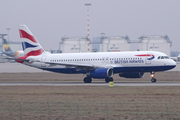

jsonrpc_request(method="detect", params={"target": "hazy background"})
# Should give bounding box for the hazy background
[0,0,180,51]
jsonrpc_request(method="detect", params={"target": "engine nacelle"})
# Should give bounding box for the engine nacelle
[119,72,144,78]
[87,68,113,79]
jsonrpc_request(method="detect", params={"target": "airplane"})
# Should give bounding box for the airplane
[12,25,176,83]
[0,34,24,58]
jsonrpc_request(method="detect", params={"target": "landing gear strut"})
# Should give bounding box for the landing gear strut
[83,77,92,83]
[150,72,156,83]
[105,77,113,83]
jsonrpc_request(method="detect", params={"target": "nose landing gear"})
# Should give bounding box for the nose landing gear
[150,72,156,83]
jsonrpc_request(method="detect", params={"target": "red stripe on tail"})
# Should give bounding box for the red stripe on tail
[26,49,44,56]
[16,49,44,63]
[16,56,28,63]
[19,30,37,43]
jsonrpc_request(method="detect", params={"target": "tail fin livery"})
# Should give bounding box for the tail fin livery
[0,34,23,58]
[0,34,12,52]
[19,25,44,56]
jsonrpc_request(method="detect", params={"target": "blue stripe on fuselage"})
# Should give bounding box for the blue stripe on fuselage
[41,65,176,74]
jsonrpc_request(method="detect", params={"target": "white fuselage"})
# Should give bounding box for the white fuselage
[22,51,176,74]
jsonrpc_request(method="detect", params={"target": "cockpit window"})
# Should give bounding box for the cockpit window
[164,56,169,59]
[158,56,169,59]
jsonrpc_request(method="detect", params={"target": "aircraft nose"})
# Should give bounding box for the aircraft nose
[169,59,176,68]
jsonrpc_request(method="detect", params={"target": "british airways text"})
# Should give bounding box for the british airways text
[114,59,144,64]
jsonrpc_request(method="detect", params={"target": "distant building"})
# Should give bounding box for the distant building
[91,36,131,52]
[138,35,172,56]
[59,35,172,55]
[59,37,89,53]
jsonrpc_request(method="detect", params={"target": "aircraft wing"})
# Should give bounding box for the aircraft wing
[45,61,93,67]
[43,61,118,72]
[44,61,96,71]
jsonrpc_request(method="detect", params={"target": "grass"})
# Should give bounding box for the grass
[0,86,180,120]
[0,71,180,119]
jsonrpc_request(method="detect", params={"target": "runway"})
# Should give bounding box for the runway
[0,82,180,86]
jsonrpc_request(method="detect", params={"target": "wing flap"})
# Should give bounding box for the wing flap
[44,61,94,68]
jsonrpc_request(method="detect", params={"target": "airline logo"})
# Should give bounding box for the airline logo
[19,29,44,56]
[135,54,155,60]
[3,44,10,50]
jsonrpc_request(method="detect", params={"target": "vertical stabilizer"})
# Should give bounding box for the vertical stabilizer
[19,25,44,56]
[0,34,12,52]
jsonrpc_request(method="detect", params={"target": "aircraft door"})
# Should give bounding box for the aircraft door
[145,53,152,64]
[41,55,47,67]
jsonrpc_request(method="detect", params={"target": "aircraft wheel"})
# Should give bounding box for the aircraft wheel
[105,77,113,83]
[83,77,92,83]
[151,78,156,83]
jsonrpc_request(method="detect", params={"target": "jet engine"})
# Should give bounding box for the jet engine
[119,72,144,78]
[87,68,113,79]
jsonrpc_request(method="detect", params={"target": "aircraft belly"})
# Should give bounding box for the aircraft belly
[114,65,175,73]
[39,65,175,74]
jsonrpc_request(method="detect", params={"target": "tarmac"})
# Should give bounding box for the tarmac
[0,81,180,86]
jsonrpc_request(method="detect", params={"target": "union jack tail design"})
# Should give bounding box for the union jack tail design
[19,25,44,56]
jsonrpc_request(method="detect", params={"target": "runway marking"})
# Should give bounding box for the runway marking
[0,82,180,86]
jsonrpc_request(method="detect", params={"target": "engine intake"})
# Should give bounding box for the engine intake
[87,68,113,79]
[119,72,144,78]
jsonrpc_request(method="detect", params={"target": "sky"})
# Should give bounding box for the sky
[0,0,180,51]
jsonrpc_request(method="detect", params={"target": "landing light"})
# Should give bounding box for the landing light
[151,74,154,77]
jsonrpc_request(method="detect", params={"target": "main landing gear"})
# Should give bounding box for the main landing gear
[83,77,114,83]
[105,77,113,83]
[83,77,92,83]
[150,71,156,83]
